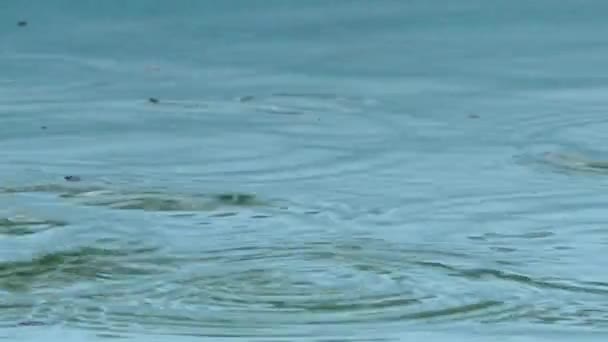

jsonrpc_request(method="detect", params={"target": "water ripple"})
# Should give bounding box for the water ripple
[0,216,66,236]
[539,151,608,175]
[0,244,160,293]
[1,191,608,338]
[1,183,268,213]
[134,92,412,184]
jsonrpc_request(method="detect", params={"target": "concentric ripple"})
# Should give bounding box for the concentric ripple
[0,238,507,336]
[127,91,415,184]
[4,233,607,338]
[4,178,608,337]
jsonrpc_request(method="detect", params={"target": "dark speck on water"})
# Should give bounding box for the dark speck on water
[64,175,81,182]
[215,193,256,205]
[17,20,27,27]
[17,320,46,327]
[40,125,47,130]
[239,95,255,102]
[149,97,159,104]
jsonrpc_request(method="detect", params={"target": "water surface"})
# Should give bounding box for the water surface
[2,1,608,341]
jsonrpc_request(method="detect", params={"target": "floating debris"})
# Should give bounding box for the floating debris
[468,114,480,119]
[64,175,81,182]
[17,21,27,27]
[148,97,159,104]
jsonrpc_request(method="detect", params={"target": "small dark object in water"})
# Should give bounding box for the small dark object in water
[17,320,45,326]
[40,125,47,130]
[149,97,159,104]
[64,175,81,182]
[239,95,254,103]
[468,114,480,119]
[17,21,27,27]
[215,193,256,205]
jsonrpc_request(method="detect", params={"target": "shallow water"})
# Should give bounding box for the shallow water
[2,1,608,341]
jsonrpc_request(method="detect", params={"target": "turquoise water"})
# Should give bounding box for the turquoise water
[2,1,608,341]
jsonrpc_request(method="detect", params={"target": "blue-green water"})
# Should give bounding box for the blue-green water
[2,1,608,341]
